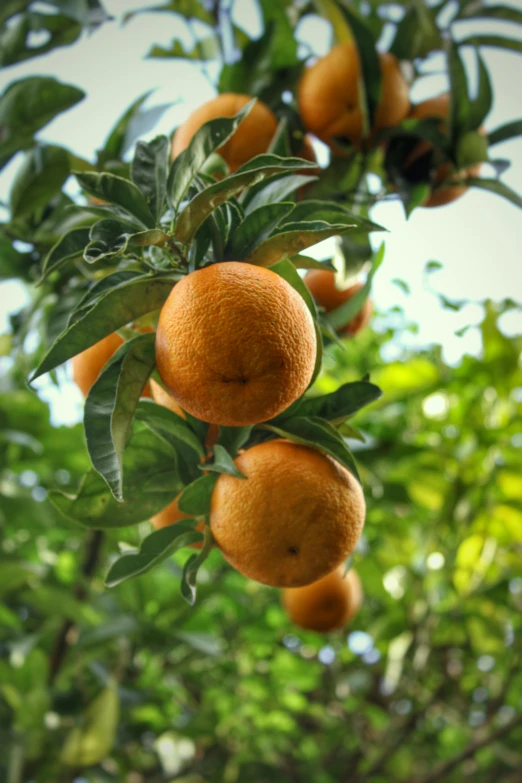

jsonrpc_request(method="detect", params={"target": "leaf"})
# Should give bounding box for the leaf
[177,474,219,517]
[290,255,335,271]
[9,144,71,218]
[0,11,81,69]
[457,4,522,24]
[61,684,119,767]
[226,202,295,259]
[83,217,141,263]
[262,416,361,483]
[48,427,184,528]
[101,90,153,161]
[270,258,317,318]
[30,276,173,381]
[135,399,204,462]
[258,0,298,69]
[180,528,214,605]
[389,4,442,60]
[447,40,471,146]
[199,444,246,479]
[84,334,156,501]
[329,242,384,331]
[465,177,522,209]
[175,155,317,244]
[488,120,522,147]
[314,0,353,43]
[244,221,358,268]
[68,270,146,321]
[244,173,318,214]
[123,0,213,25]
[287,380,382,424]
[39,227,91,282]
[459,35,522,53]
[217,425,252,457]
[148,34,220,60]
[0,76,84,171]
[467,50,493,130]
[168,100,255,213]
[75,171,156,228]
[131,135,169,222]
[281,200,385,233]
[336,4,382,135]
[105,523,203,587]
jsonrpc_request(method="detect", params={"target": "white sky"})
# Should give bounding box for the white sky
[0,0,521,424]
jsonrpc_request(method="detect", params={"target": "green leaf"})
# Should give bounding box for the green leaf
[105,523,203,587]
[262,416,361,483]
[0,76,84,171]
[135,400,205,461]
[101,90,153,161]
[0,11,81,68]
[258,0,298,69]
[177,474,219,517]
[337,4,382,135]
[447,41,471,146]
[287,380,382,424]
[83,217,141,263]
[131,135,169,222]
[84,334,156,501]
[61,684,119,767]
[244,173,318,214]
[68,270,146,321]
[487,120,522,147]
[168,100,255,213]
[244,221,357,268]
[314,0,353,43]
[468,50,493,130]
[281,200,385,233]
[199,444,246,479]
[30,276,173,381]
[389,4,442,60]
[329,242,384,331]
[459,35,522,53]
[49,427,183,528]
[457,4,522,24]
[226,202,295,259]
[217,425,252,457]
[123,0,213,25]
[180,527,214,605]
[148,34,220,60]
[270,258,317,319]
[39,227,91,282]
[175,155,317,244]
[465,177,522,209]
[9,144,70,218]
[290,255,335,271]
[75,171,156,228]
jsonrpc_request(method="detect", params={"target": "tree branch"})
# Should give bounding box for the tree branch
[411,712,522,783]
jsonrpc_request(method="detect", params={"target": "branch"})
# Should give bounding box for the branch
[411,712,522,783]
[48,529,104,685]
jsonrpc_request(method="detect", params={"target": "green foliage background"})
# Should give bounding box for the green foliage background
[1,1,522,781]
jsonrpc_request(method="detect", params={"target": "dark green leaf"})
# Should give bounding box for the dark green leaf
[281,200,385,233]
[177,474,219,517]
[131,136,169,222]
[39,227,91,283]
[226,202,295,259]
[75,172,156,228]
[244,221,358,268]
[105,523,203,587]
[447,41,471,146]
[148,34,220,60]
[135,400,205,461]
[290,255,335,271]
[457,4,522,24]
[217,425,252,457]
[199,444,246,479]
[459,35,522,53]
[487,120,522,147]
[287,380,382,424]
[270,258,317,318]
[180,529,214,605]
[30,276,173,381]
[465,177,522,209]
[244,173,318,214]
[467,50,493,130]
[0,11,81,68]
[84,334,156,500]
[258,0,298,69]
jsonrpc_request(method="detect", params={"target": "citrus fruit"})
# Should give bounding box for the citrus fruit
[150,493,203,550]
[150,378,219,449]
[172,93,278,172]
[72,333,123,398]
[406,93,483,208]
[210,439,366,587]
[282,566,363,632]
[155,262,317,426]
[304,271,373,336]
[298,42,410,154]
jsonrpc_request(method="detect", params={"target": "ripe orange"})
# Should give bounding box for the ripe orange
[298,42,410,154]
[304,271,373,336]
[171,94,278,172]
[72,331,152,398]
[407,93,482,208]
[150,493,203,550]
[155,262,317,426]
[210,439,366,587]
[150,378,219,449]
[282,566,363,632]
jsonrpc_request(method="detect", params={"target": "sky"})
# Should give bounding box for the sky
[0,0,521,425]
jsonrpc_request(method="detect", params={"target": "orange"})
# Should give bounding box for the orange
[210,440,366,587]
[150,493,203,550]
[72,331,153,398]
[171,94,278,172]
[150,378,219,449]
[298,42,410,154]
[155,262,316,426]
[282,566,363,632]
[407,93,482,208]
[304,271,373,336]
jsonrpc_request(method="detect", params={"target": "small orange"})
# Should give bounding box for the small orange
[304,271,373,336]
[150,493,203,550]
[155,262,317,426]
[407,93,483,208]
[172,94,278,172]
[72,331,153,398]
[210,439,365,587]
[282,566,363,632]
[298,42,410,154]
[150,378,219,449]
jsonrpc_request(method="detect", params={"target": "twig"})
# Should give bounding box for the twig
[411,712,522,783]
[48,529,104,685]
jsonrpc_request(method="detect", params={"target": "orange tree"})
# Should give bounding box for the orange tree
[1,0,522,780]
